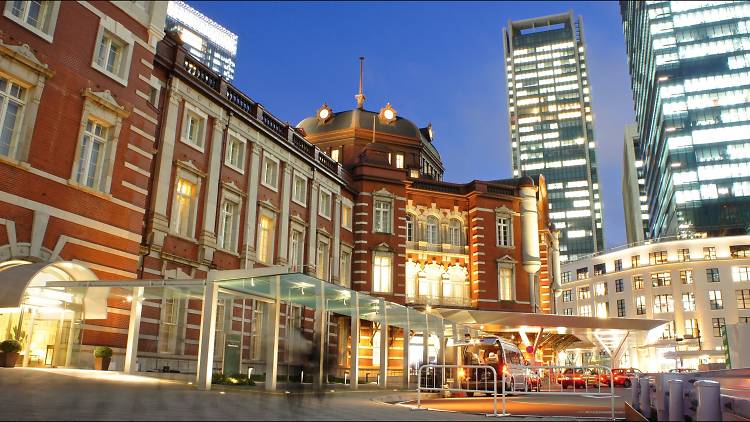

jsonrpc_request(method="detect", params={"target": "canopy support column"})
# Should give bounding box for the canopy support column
[265,276,281,391]
[403,307,410,389]
[314,279,327,388]
[350,291,360,390]
[197,278,219,390]
[378,298,388,389]
[123,286,144,373]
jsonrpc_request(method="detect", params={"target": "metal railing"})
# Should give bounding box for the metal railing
[417,364,501,416]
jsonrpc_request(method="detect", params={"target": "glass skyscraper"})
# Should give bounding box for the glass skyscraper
[504,12,604,262]
[166,1,238,81]
[622,123,650,244]
[621,1,750,238]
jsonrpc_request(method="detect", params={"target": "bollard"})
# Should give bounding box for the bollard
[640,377,652,419]
[695,380,721,421]
[632,376,641,412]
[667,379,684,422]
[656,373,683,421]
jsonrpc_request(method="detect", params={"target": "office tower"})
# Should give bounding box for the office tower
[621,1,750,238]
[623,124,649,244]
[504,12,604,262]
[166,0,238,80]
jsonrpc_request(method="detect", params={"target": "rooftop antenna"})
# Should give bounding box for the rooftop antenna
[355,56,365,109]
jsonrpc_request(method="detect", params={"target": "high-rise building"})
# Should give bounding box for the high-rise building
[620,1,750,239]
[504,12,604,262]
[623,124,649,244]
[166,0,237,80]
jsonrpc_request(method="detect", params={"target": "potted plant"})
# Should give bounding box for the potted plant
[0,339,22,368]
[93,346,113,371]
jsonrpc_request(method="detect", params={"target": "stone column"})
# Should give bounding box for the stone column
[332,196,342,282]
[306,180,320,276]
[242,146,262,268]
[150,86,181,247]
[277,166,292,263]
[199,114,228,264]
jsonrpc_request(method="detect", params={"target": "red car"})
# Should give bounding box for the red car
[600,368,643,388]
[558,368,585,389]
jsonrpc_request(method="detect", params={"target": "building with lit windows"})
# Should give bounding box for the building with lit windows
[620,1,750,239]
[556,234,750,372]
[623,123,650,244]
[503,12,604,263]
[165,0,237,81]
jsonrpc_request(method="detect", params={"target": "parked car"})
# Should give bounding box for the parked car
[454,336,531,395]
[558,368,585,389]
[669,368,697,373]
[601,368,644,388]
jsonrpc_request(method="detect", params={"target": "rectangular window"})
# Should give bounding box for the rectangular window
[653,294,674,313]
[684,319,698,338]
[615,278,624,293]
[563,308,573,316]
[330,148,340,162]
[633,275,644,290]
[737,289,750,309]
[680,270,694,284]
[733,267,750,282]
[596,302,609,318]
[578,286,591,300]
[593,263,606,275]
[75,120,110,191]
[6,1,56,36]
[319,189,332,219]
[173,177,198,238]
[561,271,571,284]
[373,200,391,233]
[577,267,589,280]
[225,133,245,170]
[709,290,723,310]
[635,296,646,315]
[579,305,592,317]
[677,248,691,262]
[741,317,750,324]
[249,303,263,360]
[341,204,352,230]
[292,173,307,206]
[181,106,205,149]
[499,267,513,300]
[595,282,608,296]
[614,259,622,271]
[0,76,26,159]
[661,321,675,340]
[262,155,279,189]
[218,199,239,252]
[257,214,274,264]
[712,317,726,337]
[682,292,696,311]
[651,272,672,287]
[704,247,717,260]
[562,289,573,302]
[649,251,668,265]
[496,216,511,246]
[730,245,750,258]
[405,215,414,242]
[159,291,180,354]
[395,153,404,169]
[372,252,392,293]
[706,268,720,282]
[631,255,641,268]
[316,237,330,281]
[617,299,626,317]
[289,229,304,273]
[339,248,352,287]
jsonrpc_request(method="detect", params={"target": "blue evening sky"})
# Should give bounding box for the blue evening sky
[188,1,635,249]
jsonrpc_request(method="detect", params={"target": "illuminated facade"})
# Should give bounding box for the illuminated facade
[556,235,750,372]
[165,0,237,81]
[503,12,604,263]
[623,123,650,244]
[621,1,750,238]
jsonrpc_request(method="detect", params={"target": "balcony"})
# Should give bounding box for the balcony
[406,293,472,308]
[406,241,469,256]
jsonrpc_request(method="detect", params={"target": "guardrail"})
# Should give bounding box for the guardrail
[417,364,501,416]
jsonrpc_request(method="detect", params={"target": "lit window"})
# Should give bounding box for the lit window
[633,275,644,290]
[579,305,592,317]
[74,120,110,191]
[496,215,512,246]
[426,216,439,244]
[218,199,239,252]
[395,153,404,169]
[319,189,332,219]
[651,272,671,287]
[256,214,275,264]
[704,247,717,260]
[225,133,245,171]
[595,282,608,296]
[709,290,723,310]
[737,289,750,310]
[4,1,59,41]
[341,204,352,230]
[373,200,391,233]
[0,76,26,160]
[682,292,695,312]
[653,294,673,313]
[677,248,691,262]
[578,286,591,300]
[373,252,392,293]
[596,302,609,318]
[499,267,514,301]
[680,270,694,285]
[262,155,279,190]
[635,296,646,315]
[331,148,340,162]
[173,177,198,238]
[734,267,750,282]
[292,173,307,206]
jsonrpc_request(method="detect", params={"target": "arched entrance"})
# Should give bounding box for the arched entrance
[0,261,100,367]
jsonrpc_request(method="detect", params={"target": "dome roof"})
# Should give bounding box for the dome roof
[297,108,422,140]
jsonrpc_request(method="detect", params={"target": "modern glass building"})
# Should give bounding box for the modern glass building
[623,123,650,244]
[166,0,238,81]
[504,12,605,262]
[621,1,750,239]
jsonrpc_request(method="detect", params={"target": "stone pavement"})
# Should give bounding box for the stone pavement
[1,368,495,421]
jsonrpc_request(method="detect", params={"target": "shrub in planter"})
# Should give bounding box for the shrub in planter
[0,339,22,368]
[93,346,113,371]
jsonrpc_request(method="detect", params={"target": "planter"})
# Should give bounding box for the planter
[94,356,111,371]
[0,351,20,368]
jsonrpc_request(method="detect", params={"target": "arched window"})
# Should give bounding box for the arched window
[426,216,439,244]
[449,219,462,246]
[406,214,415,242]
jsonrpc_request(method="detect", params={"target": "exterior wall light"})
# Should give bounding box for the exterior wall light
[317,103,333,123]
[379,102,397,124]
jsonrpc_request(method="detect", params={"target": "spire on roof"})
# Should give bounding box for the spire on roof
[355,56,365,109]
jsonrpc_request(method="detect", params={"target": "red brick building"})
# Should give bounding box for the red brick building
[0,2,557,379]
